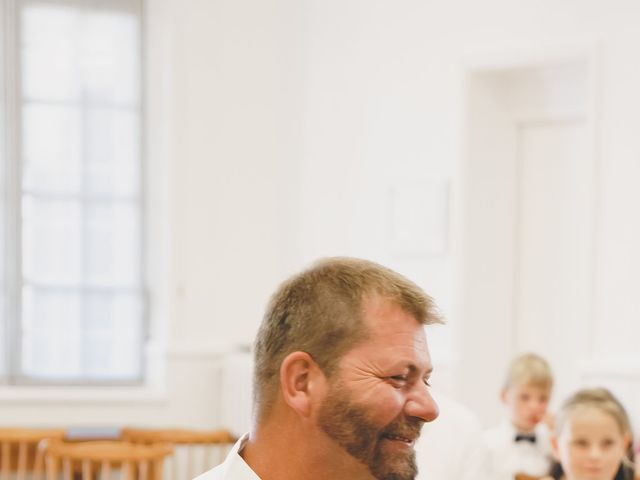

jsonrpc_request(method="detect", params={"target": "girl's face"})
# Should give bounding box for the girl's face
[553,406,630,480]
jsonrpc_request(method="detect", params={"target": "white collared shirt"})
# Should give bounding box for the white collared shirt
[482,421,553,480]
[195,434,260,480]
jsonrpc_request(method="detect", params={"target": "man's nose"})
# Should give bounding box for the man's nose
[404,382,439,422]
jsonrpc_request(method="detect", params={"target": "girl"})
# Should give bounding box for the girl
[551,387,635,480]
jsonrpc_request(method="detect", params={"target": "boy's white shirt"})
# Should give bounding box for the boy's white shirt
[482,420,554,480]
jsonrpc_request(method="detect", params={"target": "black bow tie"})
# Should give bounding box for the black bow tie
[515,433,536,443]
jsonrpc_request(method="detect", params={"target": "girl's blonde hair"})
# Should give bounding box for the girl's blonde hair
[555,387,631,436]
[556,387,635,474]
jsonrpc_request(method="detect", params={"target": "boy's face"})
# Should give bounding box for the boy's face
[502,382,550,432]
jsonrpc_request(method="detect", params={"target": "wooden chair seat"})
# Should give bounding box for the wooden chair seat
[44,441,172,480]
[121,429,234,446]
[122,429,236,480]
[0,428,65,480]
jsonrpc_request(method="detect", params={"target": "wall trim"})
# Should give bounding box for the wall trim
[579,358,640,381]
[166,342,251,360]
[462,40,602,72]
[0,386,167,405]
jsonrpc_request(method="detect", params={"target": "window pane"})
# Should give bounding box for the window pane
[85,291,142,379]
[22,196,82,285]
[22,288,142,381]
[21,5,81,102]
[85,108,140,197]
[85,202,141,287]
[82,11,140,105]
[22,287,82,379]
[22,103,82,195]
[21,5,140,106]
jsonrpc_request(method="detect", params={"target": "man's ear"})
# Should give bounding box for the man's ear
[279,351,324,417]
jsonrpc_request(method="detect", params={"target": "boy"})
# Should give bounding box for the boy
[483,353,554,480]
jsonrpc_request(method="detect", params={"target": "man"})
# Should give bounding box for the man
[197,257,442,480]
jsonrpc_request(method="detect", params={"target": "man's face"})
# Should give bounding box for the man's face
[316,297,438,480]
[502,383,550,432]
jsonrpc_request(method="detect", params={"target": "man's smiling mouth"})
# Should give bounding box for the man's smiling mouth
[383,434,415,444]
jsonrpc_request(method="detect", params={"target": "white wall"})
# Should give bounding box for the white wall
[2,0,640,436]
[167,0,306,350]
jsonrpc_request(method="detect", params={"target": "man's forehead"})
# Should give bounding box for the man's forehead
[345,298,432,367]
[339,333,433,376]
[360,296,424,335]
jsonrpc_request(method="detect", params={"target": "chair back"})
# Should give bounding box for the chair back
[121,429,236,480]
[0,428,65,480]
[44,441,172,480]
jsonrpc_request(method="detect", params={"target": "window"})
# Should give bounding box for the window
[0,0,145,384]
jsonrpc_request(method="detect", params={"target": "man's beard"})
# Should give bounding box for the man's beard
[317,383,423,480]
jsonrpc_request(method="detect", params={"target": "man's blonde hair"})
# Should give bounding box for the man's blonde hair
[503,352,553,390]
[253,257,442,418]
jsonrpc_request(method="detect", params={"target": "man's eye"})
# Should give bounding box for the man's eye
[423,378,432,387]
[389,375,408,385]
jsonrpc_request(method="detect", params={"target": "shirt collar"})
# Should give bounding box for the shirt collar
[223,433,262,480]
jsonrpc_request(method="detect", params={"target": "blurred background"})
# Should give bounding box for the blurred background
[0,0,638,444]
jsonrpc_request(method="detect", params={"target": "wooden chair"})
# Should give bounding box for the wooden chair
[121,429,236,480]
[0,428,65,480]
[43,440,172,480]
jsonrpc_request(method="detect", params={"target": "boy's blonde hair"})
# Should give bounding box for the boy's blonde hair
[503,352,553,390]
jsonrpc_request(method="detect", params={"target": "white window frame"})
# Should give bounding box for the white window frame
[0,0,150,387]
